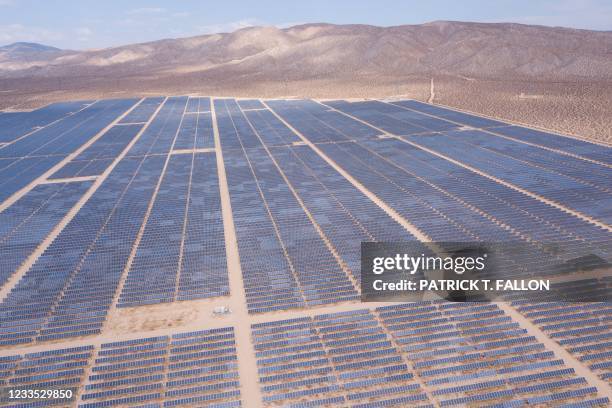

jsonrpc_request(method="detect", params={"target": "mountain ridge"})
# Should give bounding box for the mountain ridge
[0,42,62,52]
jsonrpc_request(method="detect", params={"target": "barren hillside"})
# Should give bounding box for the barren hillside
[1,21,611,142]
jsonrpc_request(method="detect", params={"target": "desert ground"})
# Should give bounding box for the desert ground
[2,75,611,145]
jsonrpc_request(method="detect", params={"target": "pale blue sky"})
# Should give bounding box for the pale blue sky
[1,0,611,49]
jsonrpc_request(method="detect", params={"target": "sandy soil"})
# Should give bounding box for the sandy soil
[432,77,612,144]
[1,75,610,144]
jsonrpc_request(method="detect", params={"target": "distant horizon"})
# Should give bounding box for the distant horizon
[1,0,611,49]
[2,19,611,51]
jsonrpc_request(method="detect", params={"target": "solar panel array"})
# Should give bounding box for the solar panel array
[81,327,240,408]
[489,126,612,164]
[215,99,263,150]
[251,304,611,407]
[120,97,165,124]
[0,95,610,407]
[217,99,364,313]
[185,97,211,114]
[0,99,138,203]
[324,100,460,134]
[0,155,66,203]
[0,345,94,407]
[239,102,416,287]
[51,123,143,179]
[177,153,227,301]
[369,138,605,264]
[0,154,165,344]
[266,99,381,142]
[0,100,91,143]
[119,152,227,306]
[174,111,214,150]
[510,278,612,386]
[425,128,611,192]
[390,99,508,129]
[376,301,606,407]
[309,103,609,266]
[0,181,92,289]
[251,310,432,408]
[126,96,187,157]
[0,96,232,349]
[325,99,611,222]
[237,99,265,111]
[0,328,241,408]
[406,131,611,224]
[393,99,611,164]
[242,109,301,147]
[264,144,416,285]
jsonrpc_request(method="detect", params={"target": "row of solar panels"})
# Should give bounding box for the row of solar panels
[118,151,227,307]
[185,97,212,115]
[0,181,92,289]
[173,111,214,151]
[510,278,612,386]
[327,98,611,165]
[251,309,431,408]
[0,327,241,408]
[0,100,92,144]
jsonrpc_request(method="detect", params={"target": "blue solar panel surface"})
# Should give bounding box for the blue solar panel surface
[0,100,92,143]
[0,96,609,408]
[0,181,92,288]
[0,99,138,203]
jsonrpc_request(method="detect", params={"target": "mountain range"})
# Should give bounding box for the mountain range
[1,21,611,81]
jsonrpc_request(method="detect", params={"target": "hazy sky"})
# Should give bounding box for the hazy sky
[1,0,611,49]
